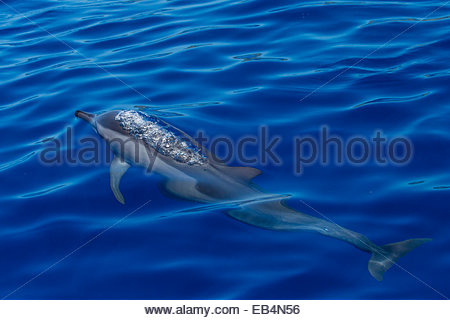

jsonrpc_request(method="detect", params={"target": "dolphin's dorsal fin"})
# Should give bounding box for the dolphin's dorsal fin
[219,165,262,182]
[110,156,130,204]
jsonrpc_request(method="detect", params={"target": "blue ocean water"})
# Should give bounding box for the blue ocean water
[0,0,449,299]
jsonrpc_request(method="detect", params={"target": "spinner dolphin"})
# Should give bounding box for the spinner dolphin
[75,109,430,281]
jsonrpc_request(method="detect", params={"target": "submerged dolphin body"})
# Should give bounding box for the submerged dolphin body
[75,109,430,281]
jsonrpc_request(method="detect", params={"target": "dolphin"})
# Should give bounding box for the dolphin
[75,109,430,281]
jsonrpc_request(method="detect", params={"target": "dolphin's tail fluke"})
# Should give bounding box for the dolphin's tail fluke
[368,238,431,281]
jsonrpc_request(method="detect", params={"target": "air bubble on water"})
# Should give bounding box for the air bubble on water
[115,110,207,166]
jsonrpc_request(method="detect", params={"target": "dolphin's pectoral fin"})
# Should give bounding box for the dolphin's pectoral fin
[110,156,130,204]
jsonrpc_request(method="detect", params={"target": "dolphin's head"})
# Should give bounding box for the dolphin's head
[75,109,130,142]
[76,109,208,167]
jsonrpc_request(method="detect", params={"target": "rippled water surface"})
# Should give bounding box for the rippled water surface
[0,0,449,299]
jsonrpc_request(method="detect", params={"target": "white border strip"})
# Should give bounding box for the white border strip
[0,300,448,320]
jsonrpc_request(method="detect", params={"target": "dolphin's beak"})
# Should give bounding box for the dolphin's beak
[75,110,95,125]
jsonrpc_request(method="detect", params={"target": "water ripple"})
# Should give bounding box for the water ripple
[0,152,36,172]
[351,92,431,109]
[20,184,70,199]
[0,0,448,299]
